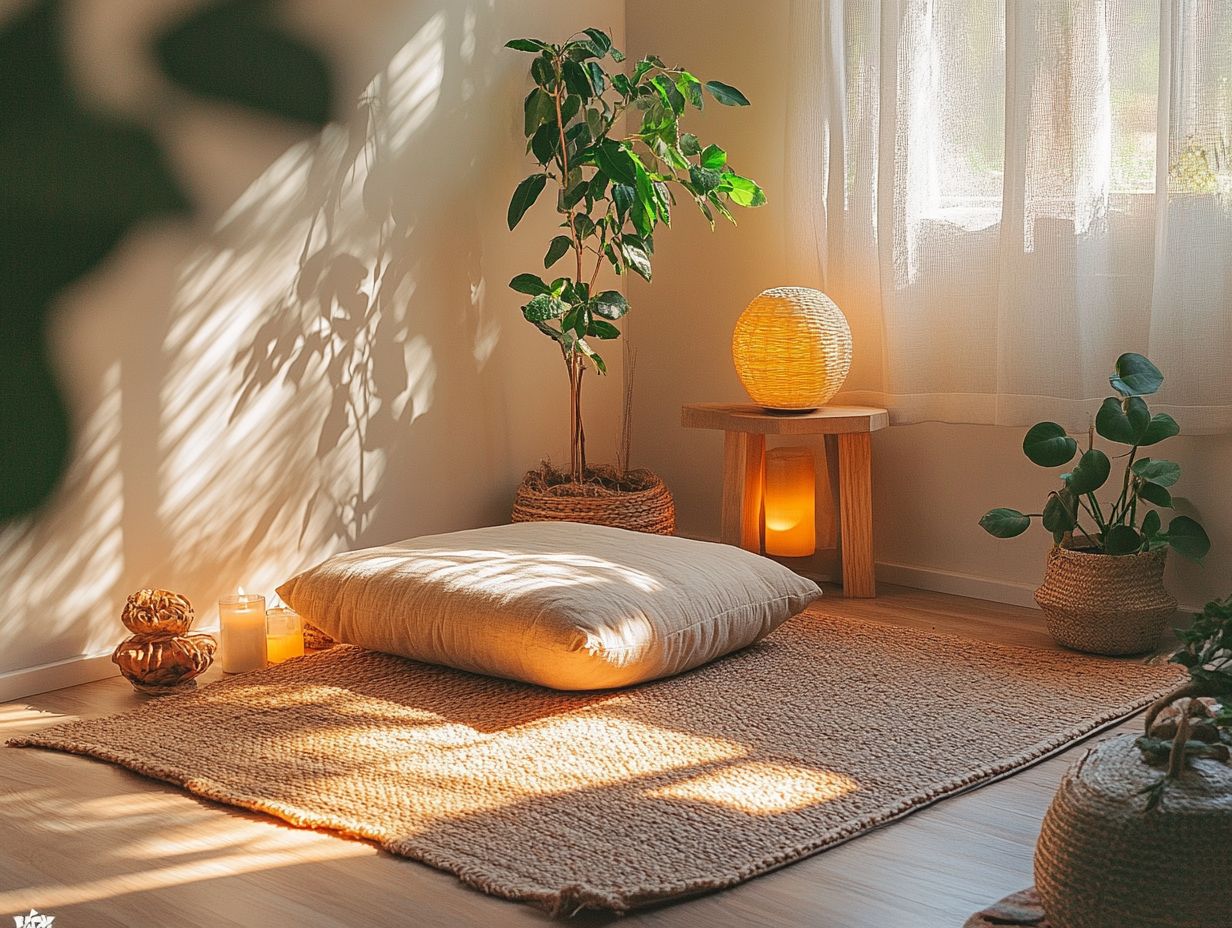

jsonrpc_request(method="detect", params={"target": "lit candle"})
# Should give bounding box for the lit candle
[218,590,267,673]
[265,606,304,664]
[764,446,817,558]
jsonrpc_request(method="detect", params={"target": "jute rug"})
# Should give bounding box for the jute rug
[10,610,1182,915]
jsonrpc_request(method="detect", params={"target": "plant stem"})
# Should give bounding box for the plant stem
[552,54,587,482]
[1110,446,1139,525]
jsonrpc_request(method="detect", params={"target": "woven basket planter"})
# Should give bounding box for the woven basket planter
[731,286,852,411]
[1034,547,1175,656]
[1035,733,1232,928]
[512,465,676,535]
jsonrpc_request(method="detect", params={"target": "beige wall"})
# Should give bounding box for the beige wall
[0,0,625,679]
[626,0,1232,610]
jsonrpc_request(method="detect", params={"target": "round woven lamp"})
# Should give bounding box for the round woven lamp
[732,287,852,412]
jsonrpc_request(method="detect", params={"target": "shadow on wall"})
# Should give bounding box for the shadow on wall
[0,0,551,674]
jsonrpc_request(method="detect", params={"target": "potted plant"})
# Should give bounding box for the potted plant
[504,28,764,534]
[980,353,1210,655]
[1033,597,1232,928]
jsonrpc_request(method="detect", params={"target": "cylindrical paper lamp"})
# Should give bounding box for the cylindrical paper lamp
[764,446,816,558]
[732,287,852,412]
[218,591,267,673]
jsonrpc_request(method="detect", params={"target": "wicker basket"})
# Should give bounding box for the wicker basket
[1035,732,1232,928]
[731,287,852,411]
[512,465,675,535]
[1034,546,1175,656]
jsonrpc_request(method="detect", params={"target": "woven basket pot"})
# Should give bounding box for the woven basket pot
[1035,733,1232,928]
[1034,546,1175,656]
[512,466,676,536]
[731,286,852,411]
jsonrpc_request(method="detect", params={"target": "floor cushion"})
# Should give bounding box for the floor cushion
[276,521,820,690]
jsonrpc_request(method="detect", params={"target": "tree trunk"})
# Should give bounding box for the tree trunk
[567,352,586,482]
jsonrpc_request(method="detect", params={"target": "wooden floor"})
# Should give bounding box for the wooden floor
[0,585,1165,928]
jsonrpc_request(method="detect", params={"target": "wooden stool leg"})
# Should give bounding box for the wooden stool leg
[721,431,764,552]
[838,431,875,597]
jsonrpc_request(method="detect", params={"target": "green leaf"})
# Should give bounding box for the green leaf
[529,122,559,164]
[588,319,621,339]
[704,80,750,106]
[699,144,727,169]
[1095,396,1150,444]
[632,163,657,236]
[621,238,652,281]
[611,183,635,217]
[650,74,685,114]
[592,290,629,319]
[1042,489,1078,534]
[595,140,637,185]
[675,71,704,108]
[506,38,549,52]
[586,61,606,94]
[1137,481,1173,508]
[523,88,553,136]
[531,56,555,88]
[689,164,722,194]
[1022,422,1078,467]
[155,0,334,126]
[522,293,569,322]
[1140,413,1180,446]
[507,174,547,229]
[544,235,573,268]
[1104,524,1142,555]
[1067,449,1111,494]
[1166,515,1210,562]
[979,508,1031,538]
[1132,458,1181,487]
[509,273,550,295]
[1141,509,1162,539]
[582,28,611,54]
[721,173,766,207]
[562,60,592,99]
[679,132,701,156]
[1110,352,1164,397]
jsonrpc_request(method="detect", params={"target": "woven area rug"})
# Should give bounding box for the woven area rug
[10,611,1182,914]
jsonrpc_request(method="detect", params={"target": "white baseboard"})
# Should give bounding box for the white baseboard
[0,651,119,703]
[874,560,1041,608]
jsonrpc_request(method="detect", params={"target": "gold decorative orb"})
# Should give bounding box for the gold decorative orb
[121,588,195,635]
[731,287,852,412]
[112,633,217,695]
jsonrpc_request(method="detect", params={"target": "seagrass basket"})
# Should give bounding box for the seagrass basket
[1035,732,1232,928]
[512,464,675,535]
[1034,546,1175,656]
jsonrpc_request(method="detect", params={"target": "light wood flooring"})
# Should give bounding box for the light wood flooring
[0,585,1168,927]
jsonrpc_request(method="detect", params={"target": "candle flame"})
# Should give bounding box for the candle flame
[237,586,246,596]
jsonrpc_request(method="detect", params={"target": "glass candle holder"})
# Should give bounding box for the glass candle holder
[265,606,304,664]
[218,592,267,673]
[764,446,817,558]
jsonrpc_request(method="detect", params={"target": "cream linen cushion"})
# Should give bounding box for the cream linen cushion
[276,521,821,691]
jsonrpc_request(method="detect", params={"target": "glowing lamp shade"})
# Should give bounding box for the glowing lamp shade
[764,447,816,558]
[732,287,852,411]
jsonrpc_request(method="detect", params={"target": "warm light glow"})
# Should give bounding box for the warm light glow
[731,287,852,411]
[266,606,304,664]
[764,446,816,558]
[651,761,859,815]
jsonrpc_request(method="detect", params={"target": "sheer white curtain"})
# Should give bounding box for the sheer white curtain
[786,0,1232,431]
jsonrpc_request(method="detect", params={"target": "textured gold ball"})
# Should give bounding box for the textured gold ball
[732,287,852,411]
[121,588,195,635]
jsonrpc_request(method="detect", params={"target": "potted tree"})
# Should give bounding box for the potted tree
[980,353,1210,655]
[504,28,765,534]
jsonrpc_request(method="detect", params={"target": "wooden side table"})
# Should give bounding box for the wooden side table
[682,403,889,597]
